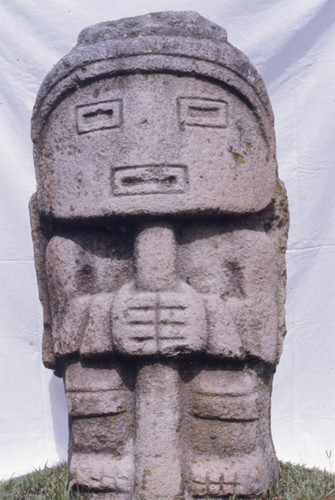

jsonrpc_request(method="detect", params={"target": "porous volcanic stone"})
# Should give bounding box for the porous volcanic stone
[30,11,289,499]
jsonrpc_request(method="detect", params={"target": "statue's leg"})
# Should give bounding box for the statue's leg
[183,364,277,498]
[64,360,136,499]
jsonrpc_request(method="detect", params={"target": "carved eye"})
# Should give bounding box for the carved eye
[76,99,122,134]
[177,97,227,128]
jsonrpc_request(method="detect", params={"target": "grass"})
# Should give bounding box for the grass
[0,463,81,500]
[1,461,335,499]
[268,461,335,500]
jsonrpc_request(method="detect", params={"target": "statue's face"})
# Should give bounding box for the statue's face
[35,73,275,218]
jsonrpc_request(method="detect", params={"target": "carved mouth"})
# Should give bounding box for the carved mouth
[112,165,188,196]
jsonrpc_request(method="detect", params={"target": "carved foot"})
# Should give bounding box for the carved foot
[70,450,134,494]
[188,455,264,498]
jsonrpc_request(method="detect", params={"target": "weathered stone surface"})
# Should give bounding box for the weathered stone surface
[30,10,289,499]
[70,449,134,492]
[135,362,182,499]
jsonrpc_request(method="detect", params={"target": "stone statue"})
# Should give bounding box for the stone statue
[30,11,288,499]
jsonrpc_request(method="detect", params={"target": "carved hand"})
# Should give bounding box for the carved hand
[112,224,206,355]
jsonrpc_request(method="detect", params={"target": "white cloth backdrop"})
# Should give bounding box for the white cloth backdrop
[0,0,334,480]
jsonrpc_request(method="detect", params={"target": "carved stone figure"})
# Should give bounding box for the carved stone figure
[30,11,289,499]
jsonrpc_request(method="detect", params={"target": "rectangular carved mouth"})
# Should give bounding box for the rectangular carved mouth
[112,165,188,196]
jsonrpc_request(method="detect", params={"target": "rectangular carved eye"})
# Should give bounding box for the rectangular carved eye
[76,100,122,134]
[178,97,227,128]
